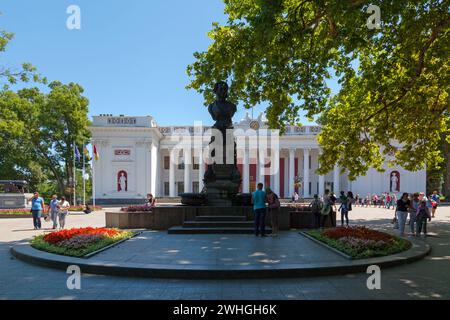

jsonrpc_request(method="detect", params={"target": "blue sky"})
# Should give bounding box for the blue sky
[1,0,329,126]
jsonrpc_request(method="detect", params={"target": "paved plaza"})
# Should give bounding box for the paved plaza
[1,206,449,300]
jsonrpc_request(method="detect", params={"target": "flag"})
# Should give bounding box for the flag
[93,144,100,161]
[83,146,91,161]
[74,145,81,161]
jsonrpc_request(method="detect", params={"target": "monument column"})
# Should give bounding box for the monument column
[169,148,176,197]
[288,148,295,197]
[184,148,192,193]
[303,148,310,198]
[243,147,250,193]
[333,164,340,193]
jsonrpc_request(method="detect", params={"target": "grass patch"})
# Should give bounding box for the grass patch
[306,228,411,259]
[31,230,135,258]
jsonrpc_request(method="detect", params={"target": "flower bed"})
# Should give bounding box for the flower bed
[121,205,153,212]
[0,205,102,216]
[31,227,134,257]
[68,205,102,212]
[0,208,32,215]
[306,226,411,259]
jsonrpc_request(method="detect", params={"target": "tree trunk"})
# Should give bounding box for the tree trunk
[444,139,450,200]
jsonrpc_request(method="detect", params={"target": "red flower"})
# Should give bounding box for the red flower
[43,227,120,244]
[322,226,395,243]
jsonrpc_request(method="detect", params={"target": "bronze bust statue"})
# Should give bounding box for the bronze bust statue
[208,81,237,131]
[202,81,241,205]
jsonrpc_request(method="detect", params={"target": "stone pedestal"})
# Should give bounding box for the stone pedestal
[204,164,241,206]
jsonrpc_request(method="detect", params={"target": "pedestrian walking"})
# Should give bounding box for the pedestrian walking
[410,193,420,234]
[430,190,441,218]
[320,189,335,228]
[309,194,323,228]
[252,183,267,237]
[386,193,392,209]
[395,193,411,236]
[266,188,280,237]
[48,195,59,229]
[58,196,70,229]
[30,192,45,230]
[339,191,349,227]
[416,200,431,237]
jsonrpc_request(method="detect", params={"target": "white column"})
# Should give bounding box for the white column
[303,148,310,198]
[257,151,265,184]
[150,143,157,196]
[289,148,295,197]
[198,147,204,192]
[318,149,325,197]
[184,148,192,193]
[169,149,175,197]
[273,148,280,195]
[243,148,250,193]
[333,164,340,194]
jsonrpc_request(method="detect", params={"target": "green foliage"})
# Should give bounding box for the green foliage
[31,231,135,258]
[187,0,450,178]
[307,229,411,259]
[0,83,91,197]
[0,22,46,86]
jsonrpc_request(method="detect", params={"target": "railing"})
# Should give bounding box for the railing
[159,125,321,136]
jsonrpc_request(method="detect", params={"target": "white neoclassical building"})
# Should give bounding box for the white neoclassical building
[89,114,426,204]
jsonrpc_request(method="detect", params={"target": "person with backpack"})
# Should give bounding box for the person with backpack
[416,200,431,237]
[309,194,323,228]
[266,188,280,237]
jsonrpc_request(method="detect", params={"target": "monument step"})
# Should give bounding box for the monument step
[167,226,272,235]
[195,215,246,221]
[183,221,253,228]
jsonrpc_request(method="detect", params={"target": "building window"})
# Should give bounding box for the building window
[193,157,199,170]
[178,162,185,170]
[193,181,199,193]
[309,182,311,195]
[309,155,311,170]
[164,182,169,196]
[177,182,184,194]
[164,156,170,170]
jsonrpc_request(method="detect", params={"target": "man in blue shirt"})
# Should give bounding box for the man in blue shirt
[30,192,45,230]
[252,183,267,237]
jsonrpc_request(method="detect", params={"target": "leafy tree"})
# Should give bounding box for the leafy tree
[187,0,449,180]
[0,83,91,198]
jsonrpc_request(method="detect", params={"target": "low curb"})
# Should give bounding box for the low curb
[10,235,431,279]
[0,214,32,219]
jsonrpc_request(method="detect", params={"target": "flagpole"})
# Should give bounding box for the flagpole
[83,142,86,206]
[73,143,76,206]
[92,147,96,208]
